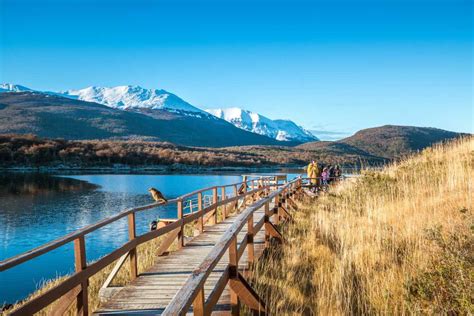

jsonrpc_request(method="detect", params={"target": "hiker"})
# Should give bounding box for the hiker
[328,165,335,183]
[307,160,319,192]
[334,165,342,180]
[321,167,330,187]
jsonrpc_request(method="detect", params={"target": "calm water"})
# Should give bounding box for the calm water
[0,172,296,304]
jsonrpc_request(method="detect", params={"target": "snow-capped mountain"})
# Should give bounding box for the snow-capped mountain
[0,83,33,93]
[205,107,318,142]
[61,85,205,114]
[0,83,317,144]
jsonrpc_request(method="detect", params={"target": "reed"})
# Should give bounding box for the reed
[250,137,473,315]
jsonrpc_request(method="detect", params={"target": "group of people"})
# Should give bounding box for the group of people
[306,161,342,191]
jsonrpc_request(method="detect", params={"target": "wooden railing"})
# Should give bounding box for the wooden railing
[162,178,303,315]
[0,175,289,315]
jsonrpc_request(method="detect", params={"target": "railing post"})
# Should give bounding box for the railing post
[247,213,254,265]
[177,199,184,248]
[233,184,238,212]
[274,194,280,225]
[74,236,88,316]
[212,187,218,224]
[128,213,138,281]
[264,202,270,248]
[197,192,204,233]
[221,187,227,219]
[193,288,205,316]
[229,236,240,315]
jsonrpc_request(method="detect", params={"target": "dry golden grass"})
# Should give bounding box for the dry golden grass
[250,137,473,315]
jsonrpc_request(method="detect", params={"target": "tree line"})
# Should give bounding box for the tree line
[0,134,373,168]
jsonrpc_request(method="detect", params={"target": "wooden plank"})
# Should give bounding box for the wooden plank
[156,227,180,256]
[278,205,293,222]
[101,252,129,290]
[205,268,229,312]
[229,272,265,313]
[51,285,81,316]
[265,222,283,242]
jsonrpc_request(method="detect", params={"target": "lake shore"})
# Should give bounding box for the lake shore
[0,163,306,175]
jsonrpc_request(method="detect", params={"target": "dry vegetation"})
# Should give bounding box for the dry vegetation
[250,137,473,314]
[0,134,383,169]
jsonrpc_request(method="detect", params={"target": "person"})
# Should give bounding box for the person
[306,160,319,192]
[321,167,329,187]
[328,165,335,184]
[334,165,342,180]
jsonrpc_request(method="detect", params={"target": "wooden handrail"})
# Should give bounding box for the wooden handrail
[162,179,299,315]
[4,175,291,316]
[0,176,277,271]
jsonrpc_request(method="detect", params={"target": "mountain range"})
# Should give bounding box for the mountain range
[205,107,317,142]
[0,83,314,143]
[0,91,286,147]
[0,84,467,157]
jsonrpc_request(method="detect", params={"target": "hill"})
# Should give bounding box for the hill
[298,125,465,159]
[252,136,474,314]
[0,92,290,147]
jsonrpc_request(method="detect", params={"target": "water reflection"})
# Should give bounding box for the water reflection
[0,173,99,197]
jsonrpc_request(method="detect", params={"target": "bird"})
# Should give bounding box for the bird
[148,188,167,203]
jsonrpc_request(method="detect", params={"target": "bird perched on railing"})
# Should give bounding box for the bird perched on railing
[148,188,167,203]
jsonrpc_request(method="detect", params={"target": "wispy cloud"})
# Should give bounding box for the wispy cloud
[307,124,354,141]
[309,130,352,141]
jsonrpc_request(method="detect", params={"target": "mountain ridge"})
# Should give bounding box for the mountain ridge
[205,107,317,142]
[0,92,292,147]
[1,83,315,143]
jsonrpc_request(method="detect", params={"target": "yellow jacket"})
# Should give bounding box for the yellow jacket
[307,163,319,184]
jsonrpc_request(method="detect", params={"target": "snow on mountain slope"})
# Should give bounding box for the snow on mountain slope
[0,83,33,93]
[206,107,318,142]
[0,83,316,143]
[61,85,206,114]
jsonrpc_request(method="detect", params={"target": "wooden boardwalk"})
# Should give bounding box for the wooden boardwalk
[96,208,269,315]
[2,176,303,316]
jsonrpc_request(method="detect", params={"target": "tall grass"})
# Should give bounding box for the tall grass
[251,137,473,315]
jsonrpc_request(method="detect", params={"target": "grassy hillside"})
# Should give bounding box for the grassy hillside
[340,125,464,158]
[251,136,473,314]
[300,125,465,159]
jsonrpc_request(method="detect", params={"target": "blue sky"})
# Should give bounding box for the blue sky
[0,0,472,139]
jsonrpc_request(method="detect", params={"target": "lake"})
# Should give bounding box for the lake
[0,172,298,304]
